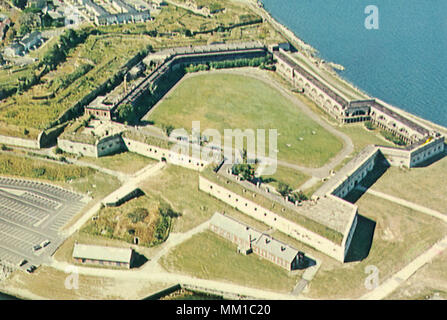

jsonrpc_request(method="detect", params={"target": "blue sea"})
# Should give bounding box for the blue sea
[0,291,19,300]
[261,0,447,127]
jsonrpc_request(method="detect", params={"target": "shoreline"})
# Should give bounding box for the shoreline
[249,0,447,133]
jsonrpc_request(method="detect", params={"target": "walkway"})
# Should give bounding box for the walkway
[366,188,447,223]
[360,236,447,300]
[49,215,306,301]
[355,186,447,299]
[64,161,165,236]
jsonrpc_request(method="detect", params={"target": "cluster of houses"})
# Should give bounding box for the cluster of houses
[209,212,306,271]
[77,0,151,26]
[3,31,43,57]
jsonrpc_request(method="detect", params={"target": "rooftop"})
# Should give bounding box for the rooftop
[255,234,299,263]
[210,212,300,263]
[202,167,353,244]
[371,100,429,136]
[86,96,116,111]
[210,212,263,245]
[72,243,133,263]
[273,50,349,108]
[313,144,380,197]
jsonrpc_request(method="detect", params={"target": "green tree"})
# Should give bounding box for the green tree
[12,0,27,10]
[277,182,292,198]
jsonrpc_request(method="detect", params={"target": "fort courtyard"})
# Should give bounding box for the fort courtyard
[0,0,446,302]
[145,71,344,167]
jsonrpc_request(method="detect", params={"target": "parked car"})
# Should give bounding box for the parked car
[26,265,36,273]
[18,259,27,267]
[41,240,50,248]
[32,244,41,252]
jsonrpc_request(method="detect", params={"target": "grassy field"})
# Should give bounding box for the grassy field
[80,193,178,247]
[370,156,447,214]
[387,249,447,300]
[80,152,158,175]
[0,34,152,131]
[147,73,343,167]
[302,193,447,299]
[0,266,169,300]
[99,2,284,46]
[160,230,302,293]
[138,164,273,233]
[0,152,95,182]
[262,165,309,191]
[0,1,284,138]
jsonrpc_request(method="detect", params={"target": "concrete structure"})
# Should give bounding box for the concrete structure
[272,45,445,167]
[200,175,358,262]
[84,96,115,120]
[84,41,266,121]
[57,120,126,157]
[111,41,266,116]
[313,145,382,199]
[72,243,135,268]
[122,131,212,171]
[104,187,143,207]
[20,31,42,52]
[77,0,151,26]
[209,212,304,270]
[4,43,24,57]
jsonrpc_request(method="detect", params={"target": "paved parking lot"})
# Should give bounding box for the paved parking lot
[0,177,89,270]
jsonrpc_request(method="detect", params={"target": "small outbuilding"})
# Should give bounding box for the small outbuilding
[72,243,135,268]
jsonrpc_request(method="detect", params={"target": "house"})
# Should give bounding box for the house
[209,211,262,254]
[84,96,115,120]
[4,43,25,57]
[27,0,46,9]
[72,243,135,268]
[209,212,305,270]
[20,31,42,52]
[253,234,303,271]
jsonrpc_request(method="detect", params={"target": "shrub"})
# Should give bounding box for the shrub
[127,208,149,223]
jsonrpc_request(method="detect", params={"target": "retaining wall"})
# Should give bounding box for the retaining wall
[199,176,346,262]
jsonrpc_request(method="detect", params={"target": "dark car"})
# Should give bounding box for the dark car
[32,244,41,252]
[18,259,27,267]
[26,265,36,273]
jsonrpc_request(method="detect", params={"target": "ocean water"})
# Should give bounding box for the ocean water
[261,0,447,127]
[0,291,19,300]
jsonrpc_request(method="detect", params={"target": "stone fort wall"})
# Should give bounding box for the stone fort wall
[199,176,347,262]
